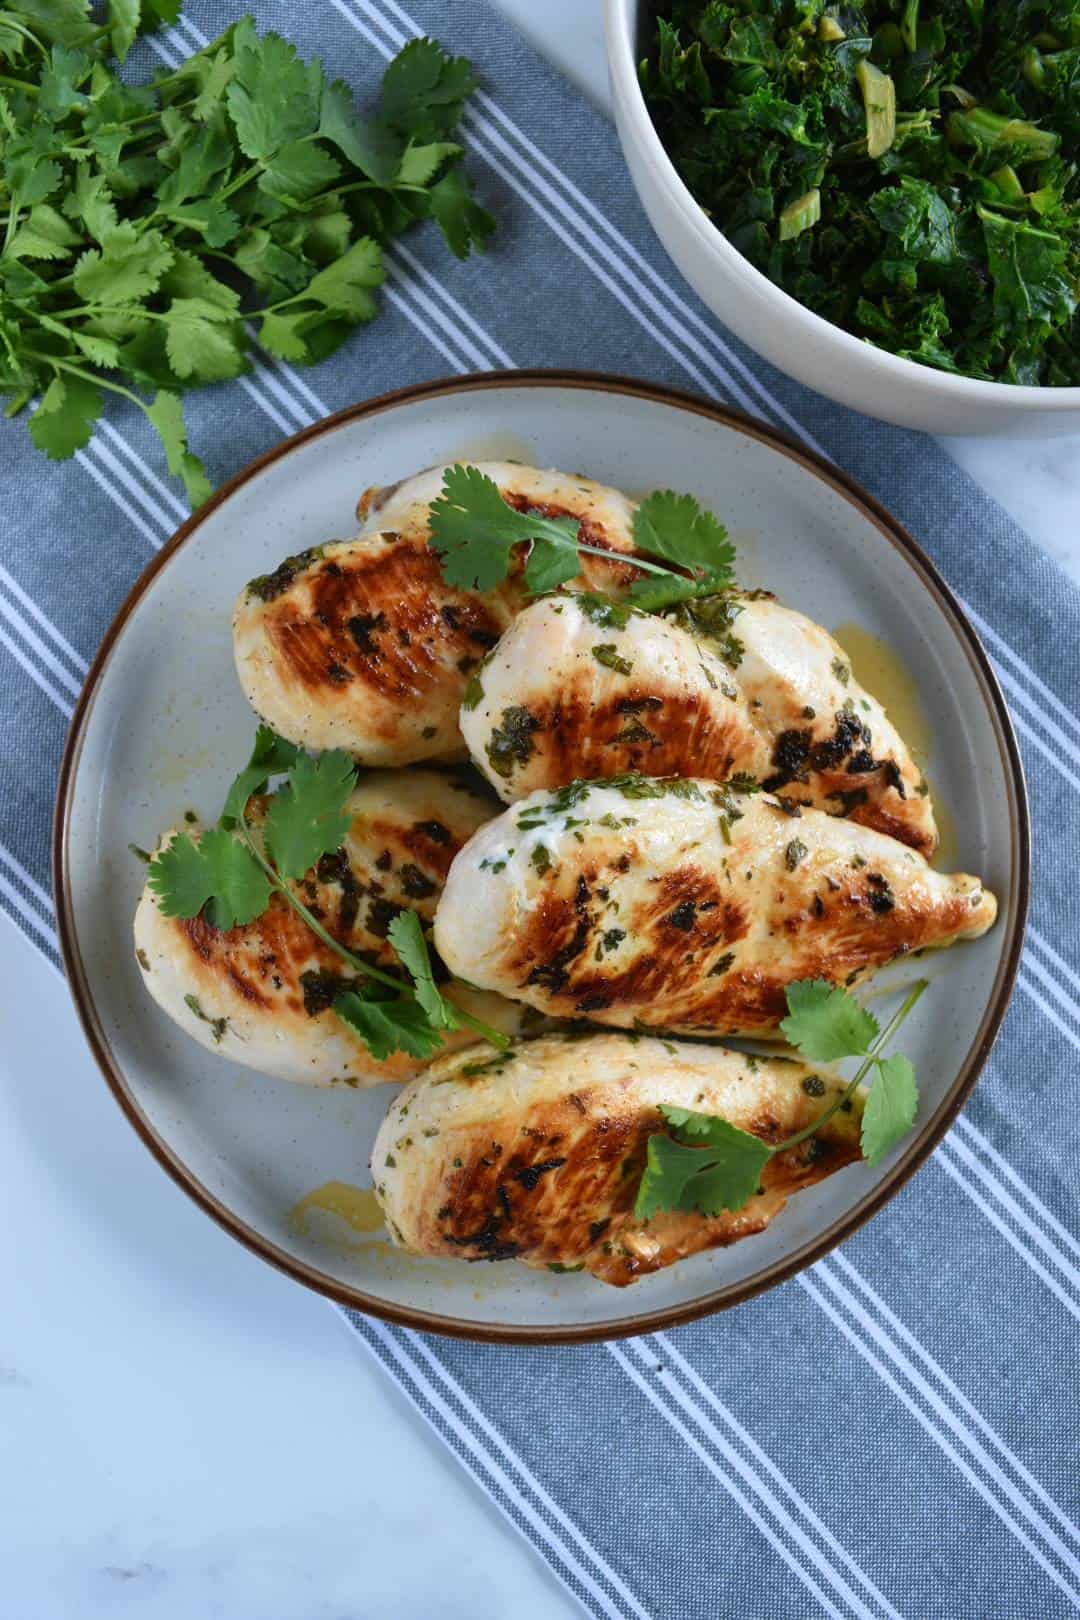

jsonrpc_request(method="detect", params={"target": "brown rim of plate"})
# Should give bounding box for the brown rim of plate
[52,368,1030,1346]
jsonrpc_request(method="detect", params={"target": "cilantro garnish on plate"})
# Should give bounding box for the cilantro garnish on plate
[635,977,927,1220]
[427,463,736,609]
[147,726,509,1063]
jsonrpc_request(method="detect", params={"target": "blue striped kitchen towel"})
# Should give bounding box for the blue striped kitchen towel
[4,3,1079,1617]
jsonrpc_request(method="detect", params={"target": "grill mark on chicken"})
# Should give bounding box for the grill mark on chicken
[516,863,749,1012]
[261,541,510,708]
[762,708,932,855]
[499,492,643,590]
[511,682,756,786]
[434,1098,640,1264]
[378,1037,866,1284]
[179,899,332,1017]
[435,783,996,1037]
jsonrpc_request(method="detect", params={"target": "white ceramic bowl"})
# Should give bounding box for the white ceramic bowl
[55,374,1027,1342]
[604,0,1080,438]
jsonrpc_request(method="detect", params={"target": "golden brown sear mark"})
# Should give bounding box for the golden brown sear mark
[508,682,754,786]
[263,539,512,708]
[430,1088,861,1285]
[764,709,933,857]
[509,860,749,1015]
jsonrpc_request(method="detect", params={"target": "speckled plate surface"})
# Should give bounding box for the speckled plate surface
[54,372,1028,1343]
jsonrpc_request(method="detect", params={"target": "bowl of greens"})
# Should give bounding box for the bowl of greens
[604,0,1080,437]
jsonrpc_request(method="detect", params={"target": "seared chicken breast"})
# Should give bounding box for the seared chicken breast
[434,778,997,1037]
[678,594,937,856]
[374,1032,864,1285]
[461,595,772,800]
[356,461,638,561]
[134,768,526,1086]
[234,464,643,765]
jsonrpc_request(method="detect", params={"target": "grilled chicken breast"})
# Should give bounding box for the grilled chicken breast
[374,1032,864,1285]
[461,595,772,800]
[434,778,997,1037]
[711,595,937,856]
[356,461,639,564]
[133,768,527,1086]
[234,463,643,765]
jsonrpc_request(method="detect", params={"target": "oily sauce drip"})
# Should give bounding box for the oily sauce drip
[830,622,957,869]
[289,1180,385,1243]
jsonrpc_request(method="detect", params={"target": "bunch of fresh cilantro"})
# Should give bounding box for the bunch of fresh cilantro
[0,3,493,504]
[642,1,1079,385]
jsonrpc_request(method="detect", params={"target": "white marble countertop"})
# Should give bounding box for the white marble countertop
[2,6,1078,1619]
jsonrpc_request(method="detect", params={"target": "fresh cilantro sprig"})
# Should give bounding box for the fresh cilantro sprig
[0,15,493,504]
[427,464,735,610]
[635,978,928,1221]
[146,725,508,1062]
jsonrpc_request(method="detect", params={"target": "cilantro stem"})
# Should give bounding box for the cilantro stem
[0,17,45,55]
[215,164,262,202]
[25,352,147,411]
[769,978,928,1157]
[2,199,17,256]
[0,74,38,96]
[554,538,682,585]
[235,812,510,1051]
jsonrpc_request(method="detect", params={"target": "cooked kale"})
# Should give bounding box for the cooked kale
[642,1,1079,385]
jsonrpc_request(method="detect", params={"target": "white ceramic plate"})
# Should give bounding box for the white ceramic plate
[55,373,1028,1342]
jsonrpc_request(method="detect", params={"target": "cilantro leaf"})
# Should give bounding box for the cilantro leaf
[259,140,343,204]
[8,202,79,261]
[396,140,460,188]
[72,223,173,305]
[635,1108,771,1219]
[63,164,118,242]
[163,297,246,382]
[38,42,91,121]
[387,909,461,1031]
[429,464,581,592]
[426,466,736,605]
[626,573,713,611]
[107,0,140,65]
[147,826,272,928]
[334,988,444,1062]
[145,391,212,509]
[780,979,879,1062]
[158,249,240,312]
[263,749,355,881]
[257,238,384,361]
[632,491,735,589]
[378,38,478,142]
[225,21,321,160]
[231,229,309,301]
[318,76,403,186]
[161,200,240,250]
[523,536,582,595]
[220,725,301,826]
[297,236,384,318]
[0,21,491,501]
[28,374,101,459]
[861,1053,918,1166]
[256,310,312,363]
[428,166,496,260]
